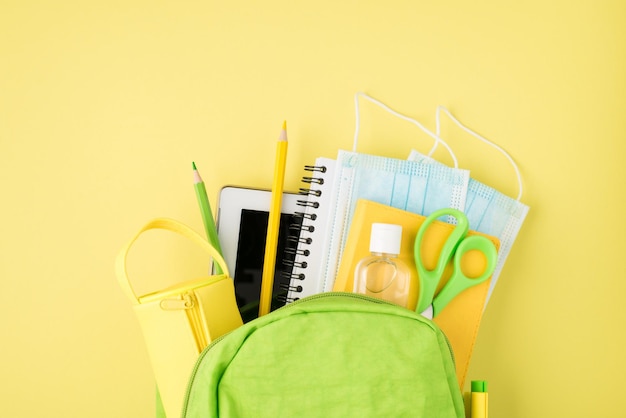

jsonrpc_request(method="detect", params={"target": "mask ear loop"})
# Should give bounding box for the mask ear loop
[353,92,459,169]
[435,105,524,201]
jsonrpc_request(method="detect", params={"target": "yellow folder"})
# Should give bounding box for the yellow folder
[333,199,500,388]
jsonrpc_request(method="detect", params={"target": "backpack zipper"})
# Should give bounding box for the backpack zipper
[317,293,456,365]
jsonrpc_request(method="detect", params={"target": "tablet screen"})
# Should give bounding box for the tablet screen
[233,209,302,322]
[217,186,303,322]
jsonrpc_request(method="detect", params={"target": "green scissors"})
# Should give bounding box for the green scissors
[414,208,498,319]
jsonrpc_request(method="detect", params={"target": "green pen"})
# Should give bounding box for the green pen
[192,162,223,275]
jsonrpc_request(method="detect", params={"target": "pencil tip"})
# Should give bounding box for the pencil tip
[279,121,287,141]
[192,161,197,170]
[282,120,287,130]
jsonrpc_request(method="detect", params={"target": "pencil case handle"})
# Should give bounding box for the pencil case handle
[115,217,230,304]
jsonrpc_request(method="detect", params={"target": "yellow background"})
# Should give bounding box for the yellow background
[1,1,624,417]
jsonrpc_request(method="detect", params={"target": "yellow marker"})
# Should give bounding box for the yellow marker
[259,121,288,316]
[471,380,488,418]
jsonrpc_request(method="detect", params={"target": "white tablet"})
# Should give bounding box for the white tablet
[216,186,302,322]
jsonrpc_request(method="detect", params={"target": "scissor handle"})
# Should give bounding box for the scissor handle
[414,208,469,314]
[431,234,498,317]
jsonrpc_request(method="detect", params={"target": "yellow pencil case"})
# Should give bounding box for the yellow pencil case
[115,218,243,418]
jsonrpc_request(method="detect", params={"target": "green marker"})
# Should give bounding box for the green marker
[192,162,223,275]
[471,380,488,418]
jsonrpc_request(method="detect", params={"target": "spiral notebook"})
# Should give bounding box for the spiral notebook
[282,157,336,302]
[283,150,469,302]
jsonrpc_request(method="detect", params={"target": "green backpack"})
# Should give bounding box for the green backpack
[181,293,464,418]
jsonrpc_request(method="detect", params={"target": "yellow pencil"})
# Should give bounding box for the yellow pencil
[259,121,288,316]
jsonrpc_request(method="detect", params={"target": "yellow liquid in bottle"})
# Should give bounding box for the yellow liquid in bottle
[354,253,411,308]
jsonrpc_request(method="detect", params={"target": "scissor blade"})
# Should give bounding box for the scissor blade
[420,305,434,320]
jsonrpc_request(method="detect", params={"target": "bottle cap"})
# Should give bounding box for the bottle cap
[369,223,402,255]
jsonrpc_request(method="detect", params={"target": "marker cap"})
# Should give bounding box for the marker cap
[471,380,488,392]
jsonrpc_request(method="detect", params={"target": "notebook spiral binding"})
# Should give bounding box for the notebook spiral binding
[279,163,328,303]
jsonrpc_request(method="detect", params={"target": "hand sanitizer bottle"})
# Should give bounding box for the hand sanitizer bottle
[353,223,411,308]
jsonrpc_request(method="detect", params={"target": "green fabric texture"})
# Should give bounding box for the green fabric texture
[182,293,464,418]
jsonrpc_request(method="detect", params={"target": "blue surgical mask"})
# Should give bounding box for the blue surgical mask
[346,93,470,219]
[337,150,469,221]
[320,93,470,292]
[408,106,529,304]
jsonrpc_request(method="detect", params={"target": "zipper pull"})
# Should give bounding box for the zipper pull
[160,292,195,310]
